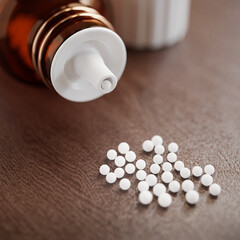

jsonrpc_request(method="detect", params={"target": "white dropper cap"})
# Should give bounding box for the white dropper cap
[50,27,127,102]
[72,48,117,94]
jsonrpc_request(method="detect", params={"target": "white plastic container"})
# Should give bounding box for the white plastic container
[110,0,191,49]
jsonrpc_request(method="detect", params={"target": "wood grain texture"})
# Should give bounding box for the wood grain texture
[0,0,240,239]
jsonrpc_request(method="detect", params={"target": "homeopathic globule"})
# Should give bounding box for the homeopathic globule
[99,135,221,208]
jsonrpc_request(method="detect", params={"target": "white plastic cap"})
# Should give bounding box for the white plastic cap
[50,27,127,102]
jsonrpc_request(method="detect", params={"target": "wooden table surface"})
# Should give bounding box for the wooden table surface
[0,0,240,239]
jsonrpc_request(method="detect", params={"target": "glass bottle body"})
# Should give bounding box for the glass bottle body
[0,0,112,85]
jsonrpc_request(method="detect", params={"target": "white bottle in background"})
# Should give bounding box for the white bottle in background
[110,0,191,50]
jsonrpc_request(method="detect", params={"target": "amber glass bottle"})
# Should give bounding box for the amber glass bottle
[0,0,126,102]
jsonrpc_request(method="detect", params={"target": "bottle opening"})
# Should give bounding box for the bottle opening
[101,78,113,92]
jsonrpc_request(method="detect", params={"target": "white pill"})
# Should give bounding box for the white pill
[162,162,173,172]
[119,178,131,191]
[142,140,154,152]
[107,149,117,160]
[168,142,179,153]
[125,151,136,162]
[204,165,215,175]
[136,159,146,170]
[167,152,177,163]
[151,135,163,146]
[158,193,172,208]
[201,174,213,187]
[114,168,125,179]
[153,183,166,197]
[138,181,149,192]
[169,180,181,193]
[192,166,203,177]
[150,164,161,174]
[161,171,173,184]
[118,142,130,154]
[153,154,163,165]
[209,183,221,196]
[125,163,136,174]
[182,180,194,192]
[114,156,126,167]
[136,170,147,181]
[139,191,153,205]
[99,164,110,176]
[174,161,184,171]
[180,167,191,179]
[154,145,165,155]
[146,174,158,187]
[185,190,199,204]
[106,172,117,184]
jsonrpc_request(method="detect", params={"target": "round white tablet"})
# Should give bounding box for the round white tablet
[185,190,199,204]
[151,135,163,146]
[167,152,177,163]
[204,165,215,175]
[154,145,165,155]
[174,161,184,171]
[142,140,154,152]
[125,151,136,162]
[118,142,130,154]
[125,163,136,174]
[150,164,161,174]
[161,171,173,184]
[136,159,146,170]
[99,164,110,176]
[146,174,158,187]
[158,193,172,208]
[153,183,166,197]
[139,191,153,205]
[136,170,147,181]
[180,167,191,179]
[107,149,117,160]
[182,180,194,192]
[138,181,149,192]
[106,172,117,184]
[169,180,181,193]
[209,183,221,196]
[192,166,203,177]
[168,142,179,153]
[114,168,125,179]
[119,178,131,191]
[162,162,173,172]
[114,156,126,167]
[201,174,213,187]
[153,155,163,165]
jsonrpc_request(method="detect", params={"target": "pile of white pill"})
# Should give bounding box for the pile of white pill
[99,136,221,208]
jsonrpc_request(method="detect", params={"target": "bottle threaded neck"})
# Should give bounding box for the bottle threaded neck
[31,3,114,88]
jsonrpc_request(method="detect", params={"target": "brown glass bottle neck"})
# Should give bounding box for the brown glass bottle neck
[30,3,114,88]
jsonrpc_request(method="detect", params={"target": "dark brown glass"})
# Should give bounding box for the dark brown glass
[0,0,113,87]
